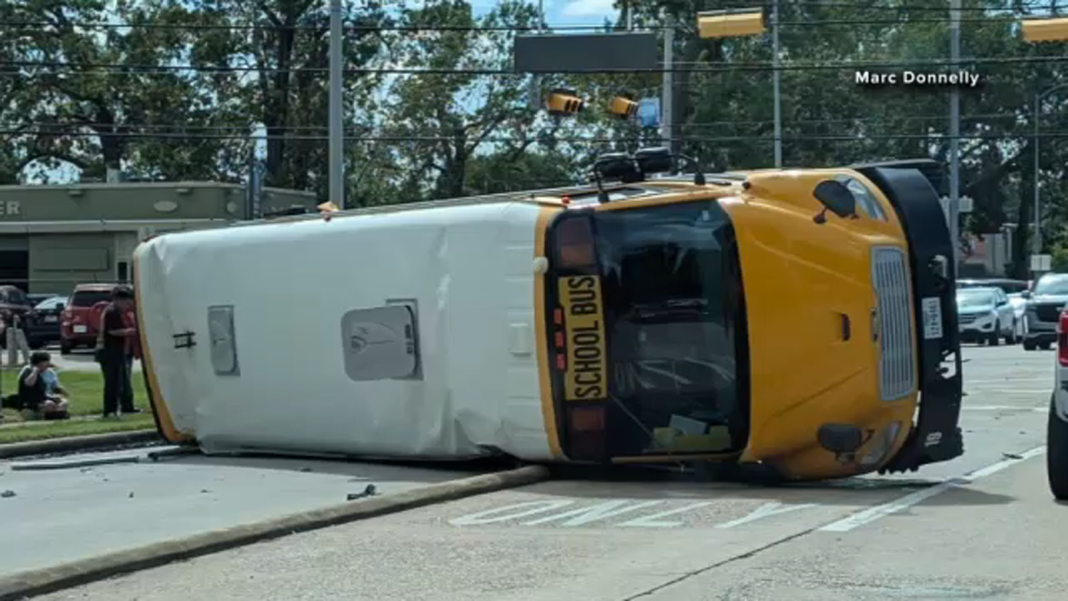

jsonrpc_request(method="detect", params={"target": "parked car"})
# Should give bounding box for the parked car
[959,278,1029,340]
[60,283,120,354]
[25,295,68,349]
[1023,273,1068,351]
[1048,308,1068,499]
[27,293,58,307]
[956,286,1018,345]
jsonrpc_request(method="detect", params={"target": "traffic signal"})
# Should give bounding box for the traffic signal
[1022,17,1068,42]
[609,95,639,120]
[546,89,585,116]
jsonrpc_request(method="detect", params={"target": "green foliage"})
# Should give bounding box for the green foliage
[0,0,1064,260]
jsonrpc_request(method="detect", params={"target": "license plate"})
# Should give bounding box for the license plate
[922,297,943,340]
[44,316,57,323]
[73,325,87,334]
[558,275,607,401]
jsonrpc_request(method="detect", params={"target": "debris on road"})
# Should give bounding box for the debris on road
[346,484,377,501]
[1,489,15,498]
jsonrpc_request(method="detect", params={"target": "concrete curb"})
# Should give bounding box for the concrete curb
[0,464,550,600]
[0,430,160,459]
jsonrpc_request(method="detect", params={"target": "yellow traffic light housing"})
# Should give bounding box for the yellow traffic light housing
[546,89,585,116]
[1022,17,1068,42]
[609,95,639,120]
[697,8,766,39]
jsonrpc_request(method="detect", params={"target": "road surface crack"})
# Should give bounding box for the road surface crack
[619,526,820,600]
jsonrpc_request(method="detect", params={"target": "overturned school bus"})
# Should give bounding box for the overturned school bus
[132,151,964,482]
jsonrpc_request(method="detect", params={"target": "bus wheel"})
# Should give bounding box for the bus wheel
[1047,395,1068,501]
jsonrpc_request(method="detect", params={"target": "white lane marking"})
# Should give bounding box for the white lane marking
[449,500,575,526]
[819,445,1046,533]
[524,500,663,526]
[715,502,816,529]
[972,389,1051,394]
[961,405,1045,412]
[965,379,1049,385]
[618,502,716,528]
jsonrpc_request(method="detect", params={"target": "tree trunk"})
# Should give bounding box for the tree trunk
[265,27,297,186]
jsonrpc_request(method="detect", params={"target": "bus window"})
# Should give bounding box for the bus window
[589,200,747,456]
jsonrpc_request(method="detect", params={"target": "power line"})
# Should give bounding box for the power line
[6,128,1068,142]
[3,4,1068,33]
[0,20,644,33]
[8,112,1037,134]
[4,55,1066,75]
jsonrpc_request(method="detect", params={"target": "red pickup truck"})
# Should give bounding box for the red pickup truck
[60,283,120,354]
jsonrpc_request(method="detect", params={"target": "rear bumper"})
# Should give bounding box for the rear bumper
[25,324,60,344]
[851,162,964,473]
[60,333,97,346]
[1025,331,1056,344]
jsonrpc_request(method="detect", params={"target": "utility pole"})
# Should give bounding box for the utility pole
[949,0,961,270]
[329,0,345,209]
[772,0,782,167]
[661,11,675,155]
[1034,90,1042,255]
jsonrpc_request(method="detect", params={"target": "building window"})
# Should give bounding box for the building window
[117,261,129,282]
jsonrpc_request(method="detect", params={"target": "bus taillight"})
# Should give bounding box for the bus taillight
[556,215,596,269]
[567,406,606,461]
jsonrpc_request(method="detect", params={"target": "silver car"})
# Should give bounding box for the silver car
[956,286,1018,345]
[1024,273,1068,350]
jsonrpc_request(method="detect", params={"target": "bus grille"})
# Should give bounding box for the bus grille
[871,247,916,401]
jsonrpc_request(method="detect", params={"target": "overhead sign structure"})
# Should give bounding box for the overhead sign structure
[513,32,659,73]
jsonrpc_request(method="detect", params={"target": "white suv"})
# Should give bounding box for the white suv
[1049,308,1068,499]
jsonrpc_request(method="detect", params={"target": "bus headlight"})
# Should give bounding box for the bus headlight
[859,421,902,467]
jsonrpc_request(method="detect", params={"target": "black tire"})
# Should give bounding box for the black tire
[1042,341,1053,351]
[1024,340,1037,351]
[1047,395,1068,501]
[1006,320,1019,345]
[988,322,1000,346]
[59,341,72,355]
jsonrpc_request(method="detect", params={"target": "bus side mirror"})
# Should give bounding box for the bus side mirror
[812,180,857,224]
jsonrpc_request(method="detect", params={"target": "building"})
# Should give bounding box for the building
[0,182,319,294]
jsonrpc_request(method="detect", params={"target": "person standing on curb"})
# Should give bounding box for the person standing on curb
[97,286,139,418]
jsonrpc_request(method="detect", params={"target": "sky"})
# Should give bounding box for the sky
[472,0,618,24]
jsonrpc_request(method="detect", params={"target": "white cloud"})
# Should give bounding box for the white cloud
[559,0,616,19]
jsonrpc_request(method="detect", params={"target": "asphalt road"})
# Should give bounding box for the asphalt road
[0,449,476,577]
[28,344,1065,601]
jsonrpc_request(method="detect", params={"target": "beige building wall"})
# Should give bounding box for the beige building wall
[0,182,319,294]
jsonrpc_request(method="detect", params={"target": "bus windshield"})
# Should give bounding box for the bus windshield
[553,199,748,458]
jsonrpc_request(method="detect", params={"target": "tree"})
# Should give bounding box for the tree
[190,0,392,194]
[8,0,240,181]
[379,0,580,200]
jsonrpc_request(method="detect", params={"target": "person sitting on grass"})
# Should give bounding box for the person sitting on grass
[18,351,69,421]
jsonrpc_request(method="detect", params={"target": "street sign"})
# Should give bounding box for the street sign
[513,32,658,73]
[959,195,973,213]
[638,98,661,128]
[1031,254,1051,272]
